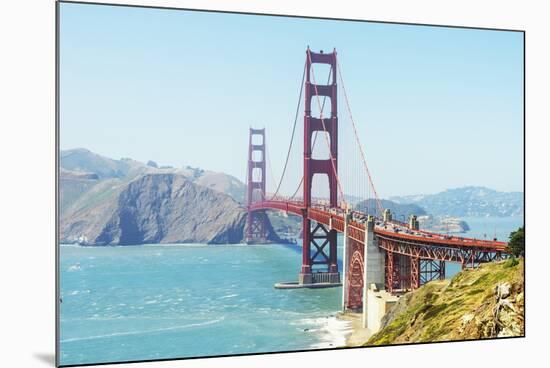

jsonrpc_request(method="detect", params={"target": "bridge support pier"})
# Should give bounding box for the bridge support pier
[299,219,340,284]
[362,217,386,328]
[245,210,268,244]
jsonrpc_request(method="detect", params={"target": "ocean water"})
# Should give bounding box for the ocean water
[444,215,524,278]
[460,216,524,242]
[59,216,523,365]
[59,243,350,366]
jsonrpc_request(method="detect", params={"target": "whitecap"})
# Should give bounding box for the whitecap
[67,263,81,272]
[219,294,239,299]
[308,315,353,349]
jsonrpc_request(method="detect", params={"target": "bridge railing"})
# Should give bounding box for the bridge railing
[247,198,508,252]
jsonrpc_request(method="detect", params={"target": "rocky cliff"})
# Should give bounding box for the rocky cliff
[60,173,248,245]
[367,259,524,345]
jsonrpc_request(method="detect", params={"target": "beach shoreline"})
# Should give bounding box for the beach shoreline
[335,312,372,347]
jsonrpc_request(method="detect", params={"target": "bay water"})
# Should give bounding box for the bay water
[59,216,523,365]
[59,243,347,366]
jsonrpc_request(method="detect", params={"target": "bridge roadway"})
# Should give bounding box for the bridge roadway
[248,200,508,265]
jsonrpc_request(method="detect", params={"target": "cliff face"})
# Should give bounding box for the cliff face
[60,173,247,245]
[367,259,524,345]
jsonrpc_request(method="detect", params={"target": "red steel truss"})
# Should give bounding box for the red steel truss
[346,239,364,310]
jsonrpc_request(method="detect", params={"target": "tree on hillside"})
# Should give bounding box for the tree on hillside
[507,226,525,257]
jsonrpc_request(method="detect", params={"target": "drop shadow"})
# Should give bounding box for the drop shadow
[33,353,56,366]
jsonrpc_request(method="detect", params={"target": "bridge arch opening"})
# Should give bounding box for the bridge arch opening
[251,167,263,183]
[311,173,330,201]
[346,248,364,310]
[311,131,331,160]
[310,96,332,119]
[251,134,263,145]
[311,63,333,86]
[251,150,263,162]
[251,188,264,202]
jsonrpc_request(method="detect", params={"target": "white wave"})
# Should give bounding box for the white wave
[308,315,353,349]
[67,263,81,272]
[292,314,353,348]
[219,294,239,299]
[60,317,225,343]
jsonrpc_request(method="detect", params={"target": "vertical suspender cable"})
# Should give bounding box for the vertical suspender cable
[336,55,384,216]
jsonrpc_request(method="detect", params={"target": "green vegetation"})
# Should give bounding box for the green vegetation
[507,226,525,258]
[366,259,524,346]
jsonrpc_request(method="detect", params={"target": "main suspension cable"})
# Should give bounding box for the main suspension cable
[269,61,306,200]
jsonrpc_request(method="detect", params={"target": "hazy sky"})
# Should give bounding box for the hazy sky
[59,3,523,198]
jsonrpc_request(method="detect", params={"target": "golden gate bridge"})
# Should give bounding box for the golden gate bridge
[244,47,508,319]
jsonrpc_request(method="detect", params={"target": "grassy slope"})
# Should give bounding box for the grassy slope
[366,259,524,345]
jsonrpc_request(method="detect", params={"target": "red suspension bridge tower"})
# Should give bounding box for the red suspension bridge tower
[245,128,268,244]
[299,48,340,285]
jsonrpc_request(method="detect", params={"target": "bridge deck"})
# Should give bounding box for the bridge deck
[248,200,508,252]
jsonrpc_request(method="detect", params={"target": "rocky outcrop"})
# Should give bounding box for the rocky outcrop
[60,173,248,245]
[417,215,470,233]
[491,282,524,337]
[366,259,524,345]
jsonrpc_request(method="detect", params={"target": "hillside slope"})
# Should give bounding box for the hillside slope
[59,148,246,212]
[60,173,248,245]
[389,186,523,217]
[367,259,524,345]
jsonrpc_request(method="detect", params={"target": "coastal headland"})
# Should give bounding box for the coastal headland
[340,258,524,346]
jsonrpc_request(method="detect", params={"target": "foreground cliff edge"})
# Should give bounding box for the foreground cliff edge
[346,259,524,346]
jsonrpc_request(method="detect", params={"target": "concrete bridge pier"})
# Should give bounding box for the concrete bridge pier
[362,216,386,328]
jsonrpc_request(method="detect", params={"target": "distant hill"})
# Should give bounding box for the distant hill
[59,148,246,213]
[355,199,427,220]
[60,173,249,245]
[389,186,523,217]
[60,148,148,179]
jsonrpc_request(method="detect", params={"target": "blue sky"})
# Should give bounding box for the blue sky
[59,3,523,198]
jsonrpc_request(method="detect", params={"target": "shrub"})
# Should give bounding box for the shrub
[507,226,525,258]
